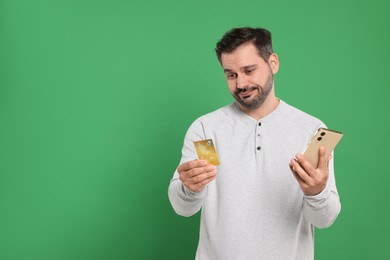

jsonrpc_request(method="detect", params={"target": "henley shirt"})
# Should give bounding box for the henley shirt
[168,100,341,260]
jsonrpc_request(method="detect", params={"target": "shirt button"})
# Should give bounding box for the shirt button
[257,146,261,150]
[258,122,262,126]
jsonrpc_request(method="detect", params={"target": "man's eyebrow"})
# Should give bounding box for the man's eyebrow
[240,65,257,71]
[223,65,257,73]
[223,68,235,73]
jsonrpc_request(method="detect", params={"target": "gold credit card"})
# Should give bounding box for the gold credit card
[193,139,220,165]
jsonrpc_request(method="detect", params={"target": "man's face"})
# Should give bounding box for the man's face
[220,43,278,110]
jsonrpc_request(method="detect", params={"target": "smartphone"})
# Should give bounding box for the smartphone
[302,128,343,167]
[193,139,220,165]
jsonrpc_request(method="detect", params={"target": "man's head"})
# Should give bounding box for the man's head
[215,27,279,112]
[215,27,273,64]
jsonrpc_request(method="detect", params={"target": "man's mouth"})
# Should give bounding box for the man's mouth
[238,87,258,99]
[241,92,253,99]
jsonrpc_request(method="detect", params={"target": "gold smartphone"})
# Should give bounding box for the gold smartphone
[193,139,220,165]
[302,128,343,167]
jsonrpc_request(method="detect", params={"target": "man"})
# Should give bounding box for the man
[168,27,341,260]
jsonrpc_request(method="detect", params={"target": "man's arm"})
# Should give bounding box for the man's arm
[168,120,217,217]
[289,147,341,228]
[169,160,216,217]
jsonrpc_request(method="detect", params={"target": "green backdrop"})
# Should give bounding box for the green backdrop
[1,0,389,259]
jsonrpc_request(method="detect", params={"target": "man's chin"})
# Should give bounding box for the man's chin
[238,99,262,110]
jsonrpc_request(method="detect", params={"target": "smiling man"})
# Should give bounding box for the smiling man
[168,27,341,260]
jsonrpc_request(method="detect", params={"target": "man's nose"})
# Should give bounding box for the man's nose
[236,76,249,89]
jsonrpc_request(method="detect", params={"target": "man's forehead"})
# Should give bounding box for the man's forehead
[221,43,263,68]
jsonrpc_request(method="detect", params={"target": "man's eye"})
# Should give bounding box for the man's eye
[227,73,237,79]
[244,69,254,74]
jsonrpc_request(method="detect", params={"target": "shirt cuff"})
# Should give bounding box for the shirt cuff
[182,184,206,198]
[303,185,331,208]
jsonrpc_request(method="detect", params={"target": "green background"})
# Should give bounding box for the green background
[1,0,389,259]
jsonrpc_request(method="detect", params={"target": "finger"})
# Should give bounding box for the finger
[189,170,217,184]
[295,153,316,175]
[188,174,217,192]
[289,163,305,183]
[317,146,327,170]
[178,159,208,172]
[200,174,217,186]
[187,164,216,178]
[289,159,312,183]
[191,170,217,185]
[186,170,217,192]
[179,166,208,183]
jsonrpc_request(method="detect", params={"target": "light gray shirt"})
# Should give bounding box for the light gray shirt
[168,100,341,260]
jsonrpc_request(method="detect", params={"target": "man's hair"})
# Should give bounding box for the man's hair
[215,27,273,63]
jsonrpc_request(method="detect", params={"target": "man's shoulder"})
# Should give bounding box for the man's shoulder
[282,101,321,120]
[279,100,326,130]
[183,103,236,139]
[195,103,236,123]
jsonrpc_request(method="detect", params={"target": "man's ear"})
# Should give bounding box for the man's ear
[268,53,279,74]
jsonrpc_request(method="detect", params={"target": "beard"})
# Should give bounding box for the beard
[232,73,274,110]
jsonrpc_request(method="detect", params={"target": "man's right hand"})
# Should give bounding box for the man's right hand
[177,160,217,193]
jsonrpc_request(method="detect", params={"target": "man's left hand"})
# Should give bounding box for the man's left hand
[289,146,331,196]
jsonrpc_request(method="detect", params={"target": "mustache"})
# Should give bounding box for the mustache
[235,86,259,94]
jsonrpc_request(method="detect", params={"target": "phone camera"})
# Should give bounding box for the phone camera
[320,132,326,136]
[317,137,322,141]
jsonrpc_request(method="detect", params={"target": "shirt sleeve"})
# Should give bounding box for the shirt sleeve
[302,152,342,228]
[168,120,208,217]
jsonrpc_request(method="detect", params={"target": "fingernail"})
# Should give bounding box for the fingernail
[291,157,297,162]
